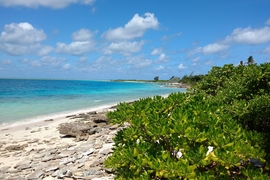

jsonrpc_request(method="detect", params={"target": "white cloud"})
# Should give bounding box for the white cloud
[102,13,159,41]
[0,22,46,44]
[0,22,46,56]
[0,59,12,70]
[151,48,163,55]
[191,57,200,66]
[104,41,144,56]
[178,63,187,70]
[56,29,96,56]
[0,0,96,9]
[192,57,200,62]
[22,56,66,67]
[72,29,97,41]
[201,43,229,55]
[155,53,170,63]
[265,18,270,25]
[62,63,71,70]
[0,44,39,56]
[205,60,214,66]
[1,59,12,65]
[263,46,270,53]
[156,65,164,70]
[56,41,95,56]
[188,43,229,56]
[225,26,270,44]
[38,46,54,56]
[127,56,153,68]
[41,56,65,66]
[22,58,41,67]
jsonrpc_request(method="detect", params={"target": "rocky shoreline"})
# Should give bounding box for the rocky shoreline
[0,107,123,180]
[158,82,190,89]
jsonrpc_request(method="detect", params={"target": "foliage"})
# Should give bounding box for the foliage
[105,62,270,179]
[154,76,159,81]
[194,63,270,133]
[180,74,205,86]
[247,56,255,65]
[169,76,181,83]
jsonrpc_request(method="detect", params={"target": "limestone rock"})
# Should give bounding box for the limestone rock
[58,122,91,139]
[6,144,28,151]
[27,169,44,180]
[57,167,72,178]
[14,160,32,170]
[93,114,109,124]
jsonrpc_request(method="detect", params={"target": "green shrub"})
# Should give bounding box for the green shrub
[105,62,270,179]
[194,63,270,149]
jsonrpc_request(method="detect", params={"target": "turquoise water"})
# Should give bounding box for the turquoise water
[0,79,185,125]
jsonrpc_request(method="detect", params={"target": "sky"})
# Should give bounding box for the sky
[0,0,270,80]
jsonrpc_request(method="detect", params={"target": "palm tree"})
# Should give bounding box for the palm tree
[247,56,255,65]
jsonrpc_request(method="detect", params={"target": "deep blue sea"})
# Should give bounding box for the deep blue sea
[0,79,185,126]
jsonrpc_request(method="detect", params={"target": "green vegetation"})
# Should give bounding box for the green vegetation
[154,76,159,81]
[179,73,205,86]
[105,62,270,179]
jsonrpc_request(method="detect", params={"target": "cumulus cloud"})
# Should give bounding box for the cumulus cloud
[156,65,164,70]
[72,29,97,41]
[0,59,12,70]
[62,63,71,70]
[155,53,170,63]
[102,13,159,41]
[265,18,270,25]
[191,57,200,66]
[0,22,46,55]
[0,22,46,44]
[127,56,153,68]
[201,43,229,55]
[151,48,163,55]
[22,56,66,67]
[104,41,144,56]
[178,63,187,70]
[1,59,12,65]
[0,44,39,56]
[56,41,95,56]
[188,43,229,56]
[224,26,270,44]
[0,0,96,9]
[56,29,96,56]
[205,60,214,66]
[38,46,54,56]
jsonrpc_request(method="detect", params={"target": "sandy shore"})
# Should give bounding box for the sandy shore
[0,95,171,179]
[0,104,119,179]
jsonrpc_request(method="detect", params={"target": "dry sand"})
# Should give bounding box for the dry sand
[0,105,116,179]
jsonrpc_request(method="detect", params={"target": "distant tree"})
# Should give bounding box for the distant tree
[247,56,255,65]
[154,76,159,81]
[169,76,180,83]
[180,74,205,86]
[170,76,175,80]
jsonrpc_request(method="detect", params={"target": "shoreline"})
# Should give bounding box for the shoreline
[0,94,171,179]
[0,103,118,134]
[0,102,121,179]
[0,93,171,133]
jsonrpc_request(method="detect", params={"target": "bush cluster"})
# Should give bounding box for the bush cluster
[105,63,270,179]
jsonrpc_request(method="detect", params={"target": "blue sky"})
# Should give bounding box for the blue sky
[0,0,270,80]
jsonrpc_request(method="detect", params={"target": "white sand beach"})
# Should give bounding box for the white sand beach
[0,105,119,180]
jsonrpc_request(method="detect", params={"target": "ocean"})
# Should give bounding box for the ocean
[0,79,185,126]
